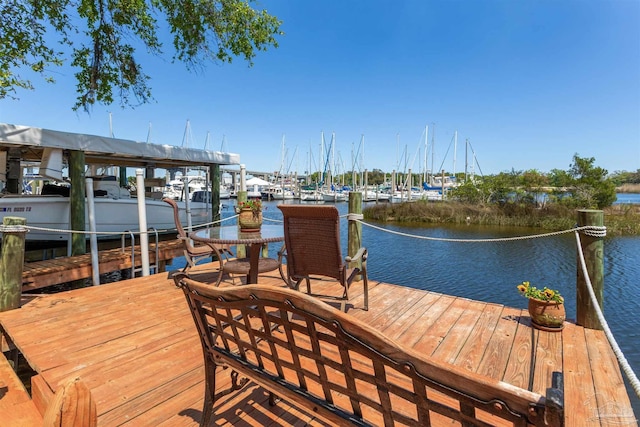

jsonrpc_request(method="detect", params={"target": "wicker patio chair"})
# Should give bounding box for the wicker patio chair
[277,204,368,311]
[163,197,233,275]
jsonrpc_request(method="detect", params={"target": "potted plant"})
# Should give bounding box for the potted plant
[236,199,263,232]
[517,281,566,331]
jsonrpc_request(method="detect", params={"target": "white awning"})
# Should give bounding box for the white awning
[246,176,271,186]
[0,123,240,169]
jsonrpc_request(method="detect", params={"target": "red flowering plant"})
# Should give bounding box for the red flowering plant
[517,281,564,303]
[236,199,262,217]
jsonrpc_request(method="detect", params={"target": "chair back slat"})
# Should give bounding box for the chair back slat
[279,205,344,280]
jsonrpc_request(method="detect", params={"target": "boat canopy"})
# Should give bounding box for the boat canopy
[0,123,240,170]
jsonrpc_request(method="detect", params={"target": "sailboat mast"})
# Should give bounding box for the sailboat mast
[465,138,468,182]
[453,130,457,177]
[423,124,429,184]
[431,125,435,180]
[320,131,325,187]
[331,132,335,188]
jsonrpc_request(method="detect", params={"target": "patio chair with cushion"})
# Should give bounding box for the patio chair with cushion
[162,197,234,275]
[277,204,368,311]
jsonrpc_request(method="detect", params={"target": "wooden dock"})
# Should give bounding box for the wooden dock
[1,264,637,426]
[21,239,186,291]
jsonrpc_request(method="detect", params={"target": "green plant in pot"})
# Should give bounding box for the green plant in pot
[237,199,263,231]
[517,281,566,331]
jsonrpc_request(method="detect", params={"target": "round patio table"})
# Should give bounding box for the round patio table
[190,225,284,284]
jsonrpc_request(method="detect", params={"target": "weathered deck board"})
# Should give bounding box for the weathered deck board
[584,328,636,425]
[475,306,523,380]
[0,264,636,426]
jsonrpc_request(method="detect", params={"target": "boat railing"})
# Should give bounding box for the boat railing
[122,227,160,277]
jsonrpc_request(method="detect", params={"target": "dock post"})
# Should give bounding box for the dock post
[236,169,248,259]
[69,150,86,258]
[0,217,26,311]
[235,195,247,258]
[135,169,150,276]
[210,164,221,225]
[348,191,363,274]
[576,209,604,330]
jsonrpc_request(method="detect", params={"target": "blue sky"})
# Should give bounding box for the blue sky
[2,0,639,177]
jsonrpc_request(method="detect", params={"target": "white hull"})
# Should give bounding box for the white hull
[300,191,323,201]
[261,188,295,200]
[322,191,348,202]
[0,195,214,242]
[362,191,390,202]
[390,190,442,203]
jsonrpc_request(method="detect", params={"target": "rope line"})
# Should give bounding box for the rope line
[575,231,640,398]
[355,218,639,398]
[5,215,238,237]
[263,217,283,223]
[356,219,605,243]
[4,211,635,397]
[0,225,29,233]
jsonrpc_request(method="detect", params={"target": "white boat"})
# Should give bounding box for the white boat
[0,176,215,242]
[219,186,231,199]
[362,189,390,202]
[420,189,443,201]
[261,186,294,200]
[300,190,324,201]
[164,175,230,200]
[423,175,459,191]
[321,190,348,202]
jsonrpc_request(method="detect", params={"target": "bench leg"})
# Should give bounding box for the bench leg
[269,392,278,406]
[200,359,217,427]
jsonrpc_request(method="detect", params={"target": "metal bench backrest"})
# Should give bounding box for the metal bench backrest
[175,275,563,427]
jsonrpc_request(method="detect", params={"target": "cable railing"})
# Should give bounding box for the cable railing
[11,213,239,238]
[350,216,639,400]
[2,209,638,400]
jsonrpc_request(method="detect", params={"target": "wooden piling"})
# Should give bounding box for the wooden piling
[0,217,26,311]
[69,150,86,257]
[210,164,221,224]
[576,209,604,330]
[348,192,363,272]
[236,191,247,258]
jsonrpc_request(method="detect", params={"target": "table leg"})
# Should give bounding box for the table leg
[247,243,261,284]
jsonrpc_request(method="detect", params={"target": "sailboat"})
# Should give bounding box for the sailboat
[319,132,348,202]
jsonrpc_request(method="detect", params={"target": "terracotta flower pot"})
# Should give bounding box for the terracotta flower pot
[238,208,262,232]
[528,298,565,331]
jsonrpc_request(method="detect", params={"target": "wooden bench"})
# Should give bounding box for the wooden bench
[0,350,43,425]
[174,273,564,427]
[1,351,96,426]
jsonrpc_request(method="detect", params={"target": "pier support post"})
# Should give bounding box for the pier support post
[0,217,26,311]
[576,209,604,330]
[348,192,363,274]
[236,169,248,259]
[235,194,247,258]
[210,164,221,225]
[69,150,86,257]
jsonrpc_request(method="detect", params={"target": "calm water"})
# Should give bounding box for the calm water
[175,197,640,415]
[616,193,640,204]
